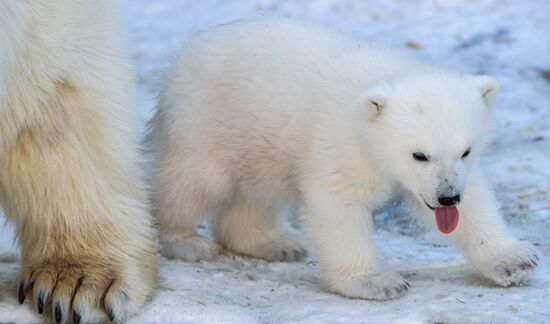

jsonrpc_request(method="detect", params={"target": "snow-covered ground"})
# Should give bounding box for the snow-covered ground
[1,0,549,323]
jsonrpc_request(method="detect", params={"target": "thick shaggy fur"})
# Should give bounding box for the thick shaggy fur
[0,1,157,322]
[148,17,538,300]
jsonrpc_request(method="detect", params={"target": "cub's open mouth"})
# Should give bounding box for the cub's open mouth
[424,200,435,210]
[423,199,459,234]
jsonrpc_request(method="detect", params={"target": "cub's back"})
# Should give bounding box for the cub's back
[151,17,422,193]
[156,18,355,167]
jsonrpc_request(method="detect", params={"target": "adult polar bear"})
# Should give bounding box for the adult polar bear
[0,0,156,322]
[148,17,539,300]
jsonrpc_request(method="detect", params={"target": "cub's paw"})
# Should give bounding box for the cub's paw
[162,235,221,262]
[224,233,307,262]
[479,241,539,286]
[16,261,150,323]
[248,237,307,262]
[329,272,410,301]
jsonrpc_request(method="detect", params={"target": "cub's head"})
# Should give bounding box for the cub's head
[358,73,498,233]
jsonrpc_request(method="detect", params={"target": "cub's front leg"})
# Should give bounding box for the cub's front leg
[450,169,539,286]
[300,176,409,300]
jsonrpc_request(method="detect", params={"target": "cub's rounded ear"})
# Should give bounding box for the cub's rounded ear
[473,75,499,106]
[358,83,392,121]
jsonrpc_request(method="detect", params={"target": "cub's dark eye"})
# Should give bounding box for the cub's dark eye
[462,148,471,158]
[412,152,429,162]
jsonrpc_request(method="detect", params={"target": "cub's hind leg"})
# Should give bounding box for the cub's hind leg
[213,193,306,262]
[151,156,232,262]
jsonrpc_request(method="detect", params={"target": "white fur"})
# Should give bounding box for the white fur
[148,17,538,300]
[0,1,157,322]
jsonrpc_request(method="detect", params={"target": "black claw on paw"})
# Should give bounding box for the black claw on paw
[55,303,62,323]
[106,304,115,321]
[18,282,25,304]
[531,259,538,267]
[73,310,81,324]
[37,291,44,314]
[505,269,512,277]
[520,262,533,270]
[519,263,527,270]
[404,281,411,288]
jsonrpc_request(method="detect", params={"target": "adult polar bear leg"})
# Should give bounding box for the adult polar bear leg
[3,82,157,323]
[0,1,157,322]
[300,182,409,300]
[213,193,306,262]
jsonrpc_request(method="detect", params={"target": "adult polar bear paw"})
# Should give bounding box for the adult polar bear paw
[329,272,410,300]
[478,241,539,287]
[16,259,152,324]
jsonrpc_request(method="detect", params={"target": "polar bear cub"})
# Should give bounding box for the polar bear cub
[147,17,539,300]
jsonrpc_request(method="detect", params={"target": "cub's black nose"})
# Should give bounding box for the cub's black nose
[438,194,460,206]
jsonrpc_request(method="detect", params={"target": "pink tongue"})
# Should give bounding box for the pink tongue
[434,206,459,234]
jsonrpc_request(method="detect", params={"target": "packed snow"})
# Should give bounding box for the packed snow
[1,0,549,323]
